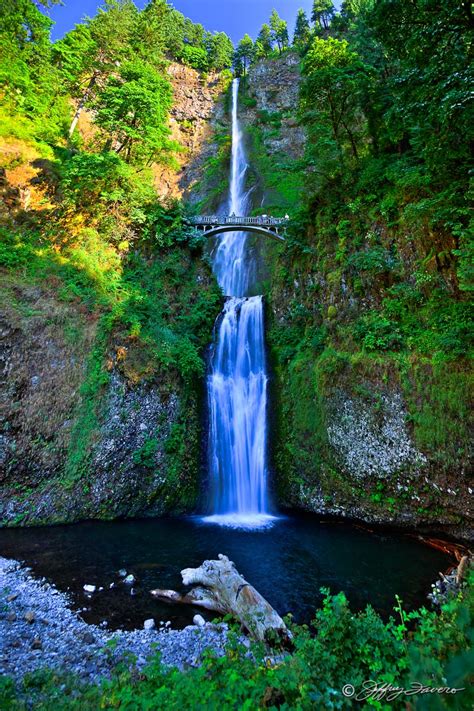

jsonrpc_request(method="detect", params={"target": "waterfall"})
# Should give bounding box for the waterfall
[204,79,275,529]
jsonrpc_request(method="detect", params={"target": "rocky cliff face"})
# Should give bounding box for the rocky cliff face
[241,55,472,540]
[153,63,230,205]
[0,254,217,526]
[0,60,225,527]
[239,53,305,213]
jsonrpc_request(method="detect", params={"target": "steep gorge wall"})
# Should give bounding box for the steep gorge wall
[0,62,226,527]
[0,253,219,527]
[241,55,472,540]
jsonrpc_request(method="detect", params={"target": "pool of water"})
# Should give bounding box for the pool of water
[0,513,452,630]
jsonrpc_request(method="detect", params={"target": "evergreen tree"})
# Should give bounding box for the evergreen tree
[207,32,234,71]
[254,23,273,59]
[269,9,289,54]
[293,9,311,51]
[311,0,335,32]
[233,34,254,76]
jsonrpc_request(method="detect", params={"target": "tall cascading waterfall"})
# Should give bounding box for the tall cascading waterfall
[204,79,275,528]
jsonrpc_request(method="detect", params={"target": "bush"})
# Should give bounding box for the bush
[2,582,472,709]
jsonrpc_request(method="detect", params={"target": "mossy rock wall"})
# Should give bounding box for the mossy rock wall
[244,55,472,540]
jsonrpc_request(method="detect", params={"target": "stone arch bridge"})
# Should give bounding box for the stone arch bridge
[190,215,288,242]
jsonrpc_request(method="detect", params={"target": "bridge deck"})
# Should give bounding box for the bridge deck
[191,215,288,227]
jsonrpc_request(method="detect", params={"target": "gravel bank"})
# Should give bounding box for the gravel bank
[0,556,230,683]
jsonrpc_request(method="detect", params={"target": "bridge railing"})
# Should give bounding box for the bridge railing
[190,215,288,227]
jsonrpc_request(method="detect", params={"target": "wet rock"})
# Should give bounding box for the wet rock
[144,619,155,631]
[123,574,135,585]
[1,552,235,683]
[83,585,96,594]
[193,614,206,628]
[118,569,127,578]
[24,611,35,624]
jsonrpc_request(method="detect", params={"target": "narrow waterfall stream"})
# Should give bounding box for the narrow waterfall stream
[204,79,275,528]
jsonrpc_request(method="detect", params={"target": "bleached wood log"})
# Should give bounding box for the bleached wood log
[456,556,469,585]
[151,554,291,645]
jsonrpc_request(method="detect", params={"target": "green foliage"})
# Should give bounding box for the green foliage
[233,34,254,76]
[92,59,173,164]
[2,583,473,709]
[312,0,336,32]
[206,32,234,71]
[269,9,289,54]
[0,0,70,141]
[302,36,368,175]
[133,437,158,468]
[254,23,273,59]
[293,8,312,52]
[179,45,209,73]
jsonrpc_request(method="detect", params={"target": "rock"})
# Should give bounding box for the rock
[118,569,127,578]
[193,614,206,628]
[83,585,96,594]
[123,574,135,585]
[24,611,35,624]
[144,619,155,631]
[6,593,18,602]
[7,612,16,622]
[0,554,233,683]
[109,583,115,589]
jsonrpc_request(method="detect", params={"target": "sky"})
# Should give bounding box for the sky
[45,0,329,43]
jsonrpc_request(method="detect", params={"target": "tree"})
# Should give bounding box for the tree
[301,37,368,170]
[254,23,273,59]
[269,9,289,54]
[134,0,170,64]
[92,59,173,164]
[180,45,209,72]
[207,32,234,71]
[233,34,254,76]
[311,0,335,32]
[293,9,311,51]
[368,0,473,181]
[56,0,139,137]
[0,0,68,137]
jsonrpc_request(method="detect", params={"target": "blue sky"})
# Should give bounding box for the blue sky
[46,1,331,43]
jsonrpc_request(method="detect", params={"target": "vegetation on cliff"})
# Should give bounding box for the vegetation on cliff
[237,0,472,533]
[0,0,224,522]
[0,0,473,707]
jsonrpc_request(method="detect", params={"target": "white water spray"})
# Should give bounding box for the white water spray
[204,79,275,529]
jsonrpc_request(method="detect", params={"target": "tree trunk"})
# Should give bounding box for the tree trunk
[68,74,97,138]
[151,554,291,646]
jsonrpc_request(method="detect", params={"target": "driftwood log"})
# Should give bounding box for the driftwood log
[151,554,291,645]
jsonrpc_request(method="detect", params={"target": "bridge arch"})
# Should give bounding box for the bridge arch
[197,224,286,243]
[191,215,288,243]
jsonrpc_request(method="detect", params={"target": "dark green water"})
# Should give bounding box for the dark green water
[0,514,451,630]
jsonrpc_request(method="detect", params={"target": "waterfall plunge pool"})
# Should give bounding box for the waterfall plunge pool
[0,513,452,631]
